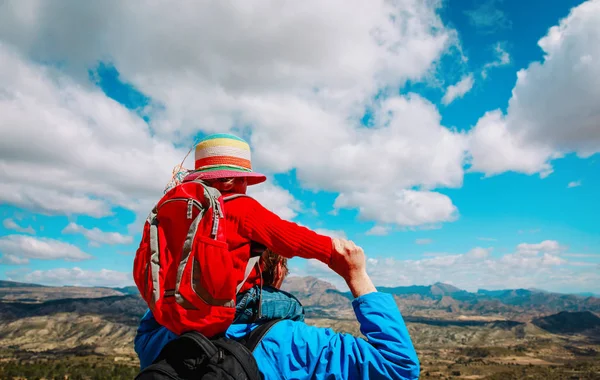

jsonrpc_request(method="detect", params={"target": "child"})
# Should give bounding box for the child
[169,133,344,324]
[233,248,305,324]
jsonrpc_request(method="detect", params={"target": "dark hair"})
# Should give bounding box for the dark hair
[261,249,289,286]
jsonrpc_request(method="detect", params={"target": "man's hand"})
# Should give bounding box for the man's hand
[330,238,377,298]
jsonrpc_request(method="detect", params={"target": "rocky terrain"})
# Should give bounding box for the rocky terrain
[0,277,599,379]
[0,280,125,303]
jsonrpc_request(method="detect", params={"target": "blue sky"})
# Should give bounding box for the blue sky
[0,0,598,294]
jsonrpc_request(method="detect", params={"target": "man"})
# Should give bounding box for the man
[135,241,420,379]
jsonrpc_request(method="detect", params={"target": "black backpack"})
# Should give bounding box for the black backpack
[135,319,281,380]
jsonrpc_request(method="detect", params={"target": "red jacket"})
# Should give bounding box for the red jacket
[223,194,333,292]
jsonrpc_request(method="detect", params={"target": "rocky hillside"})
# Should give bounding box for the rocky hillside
[0,277,598,356]
[0,295,146,325]
[0,278,598,380]
[281,276,352,318]
[532,311,600,334]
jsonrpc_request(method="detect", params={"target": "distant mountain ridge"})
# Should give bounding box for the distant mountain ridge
[2,278,599,320]
[0,277,598,357]
[281,276,600,321]
[0,280,45,288]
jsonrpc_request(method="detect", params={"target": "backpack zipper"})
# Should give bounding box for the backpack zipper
[158,198,204,214]
[187,199,193,219]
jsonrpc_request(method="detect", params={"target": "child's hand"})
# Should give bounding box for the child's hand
[329,238,376,298]
[330,238,366,280]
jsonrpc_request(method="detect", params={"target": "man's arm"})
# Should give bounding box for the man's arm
[253,241,419,379]
[252,292,420,380]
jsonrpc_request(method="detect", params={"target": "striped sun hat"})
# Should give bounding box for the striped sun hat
[184,133,266,186]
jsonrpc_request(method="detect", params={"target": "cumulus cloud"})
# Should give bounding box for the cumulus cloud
[366,225,392,236]
[314,229,347,239]
[14,267,133,288]
[0,0,466,229]
[363,242,578,292]
[0,43,183,226]
[515,240,564,256]
[468,111,556,177]
[247,181,302,220]
[335,188,459,228]
[2,218,35,234]
[567,180,582,188]
[293,240,599,293]
[469,0,600,177]
[442,74,474,105]
[62,222,133,246]
[0,235,92,264]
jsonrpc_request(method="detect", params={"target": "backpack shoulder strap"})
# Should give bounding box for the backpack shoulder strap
[156,330,218,363]
[178,331,220,357]
[241,319,282,352]
[223,194,252,202]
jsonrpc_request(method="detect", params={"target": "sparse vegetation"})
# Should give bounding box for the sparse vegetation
[461,346,491,358]
[1,278,599,379]
[0,356,139,380]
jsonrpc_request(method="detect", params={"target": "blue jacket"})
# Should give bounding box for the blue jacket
[135,292,420,379]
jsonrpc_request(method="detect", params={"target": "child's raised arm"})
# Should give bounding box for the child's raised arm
[227,196,334,264]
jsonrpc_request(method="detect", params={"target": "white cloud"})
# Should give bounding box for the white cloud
[415,238,433,245]
[292,241,599,293]
[466,247,492,259]
[17,267,133,288]
[62,222,133,246]
[366,225,391,236]
[442,74,474,105]
[0,255,29,265]
[292,241,600,292]
[2,218,35,234]
[0,184,112,218]
[0,0,466,229]
[335,189,458,228]
[468,111,556,177]
[314,229,347,239]
[0,235,92,264]
[567,180,582,188]
[359,242,589,293]
[515,240,564,256]
[481,42,510,78]
[469,0,600,177]
[246,181,302,221]
[0,43,183,226]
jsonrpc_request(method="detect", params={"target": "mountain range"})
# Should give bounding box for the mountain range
[0,277,598,357]
[281,276,600,322]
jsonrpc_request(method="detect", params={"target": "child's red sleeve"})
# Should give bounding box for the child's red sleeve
[231,197,333,264]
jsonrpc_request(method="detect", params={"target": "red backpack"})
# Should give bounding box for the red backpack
[133,178,259,337]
